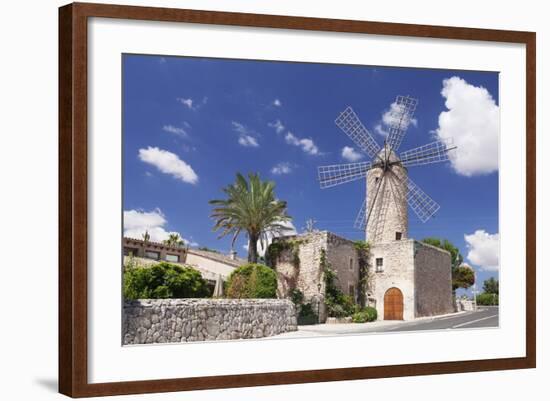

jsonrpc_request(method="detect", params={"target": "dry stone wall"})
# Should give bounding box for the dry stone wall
[123,299,297,344]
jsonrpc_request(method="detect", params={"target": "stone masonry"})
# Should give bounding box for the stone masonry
[274,231,453,322]
[123,299,297,344]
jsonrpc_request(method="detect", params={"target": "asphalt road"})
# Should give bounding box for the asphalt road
[272,306,499,338]
[382,306,499,333]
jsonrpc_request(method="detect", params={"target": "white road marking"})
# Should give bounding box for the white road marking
[451,314,498,329]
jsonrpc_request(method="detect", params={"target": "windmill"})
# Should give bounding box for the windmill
[318,96,456,244]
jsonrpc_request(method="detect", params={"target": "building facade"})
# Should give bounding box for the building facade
[273,230,453,322]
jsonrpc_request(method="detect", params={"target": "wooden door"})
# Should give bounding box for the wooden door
[384,287,403,320]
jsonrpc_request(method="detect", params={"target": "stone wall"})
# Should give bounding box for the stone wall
[123,299,297,344]
[368,240,416,320]
[325,232,360,301]
[414,241,454,317]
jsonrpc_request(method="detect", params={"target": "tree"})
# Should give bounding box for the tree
[453,265,475,291]
[482,277,499,294]
[226,263,277,298]
[163,233,185,248]
[142,230,151,244]
[210,173,291,263]
[422,237,473,292]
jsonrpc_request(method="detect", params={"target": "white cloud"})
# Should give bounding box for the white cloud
[124,208,196,246]
[162,124,188,138]
[285,132,320,155]
[375,101,417,138]
[177,96,207,111]
[238,135,259,147]
[272,99,282,107]
[177,97,195,110]
[268,119,285,134]
[464,229,499,271]
[232,121,260,147]
[271,162,293,175]
[435,76,499,176]
[341,146,363,162]
[138,146,198,184]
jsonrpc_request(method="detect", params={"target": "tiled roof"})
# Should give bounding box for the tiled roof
[186,248,247,268]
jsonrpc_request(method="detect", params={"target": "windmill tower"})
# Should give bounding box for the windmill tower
[318,96,456,244]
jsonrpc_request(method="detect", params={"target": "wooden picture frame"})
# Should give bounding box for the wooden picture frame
[59,2,536,397]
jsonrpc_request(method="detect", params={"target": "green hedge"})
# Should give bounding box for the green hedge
[123,262,210,300]
[352,306,378,323]
[226,263,277,299]
[476,293,499,305]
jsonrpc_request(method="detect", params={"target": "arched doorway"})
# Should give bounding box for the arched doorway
[384,287,404,320]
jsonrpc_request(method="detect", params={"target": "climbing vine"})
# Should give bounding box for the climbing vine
[353,240,371,308]
[265,239,305,269]
[320,248,355,317]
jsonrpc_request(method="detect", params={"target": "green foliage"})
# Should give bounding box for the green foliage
[352,306,378,323]
[476,293,499,305]
[163,233,185,248]
[226,263,277,299]
[482,277,499,295]
[123,262,209,300]
[321,249,357,317]
[290,288,304,305]
[209,172,291,263]
[354,240,371,308]
[197,246,220,253]
[453,265,475,290]
[265,239,303,268]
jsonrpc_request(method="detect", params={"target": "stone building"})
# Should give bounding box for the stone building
[273,230,453,322]
[123,237,244,284]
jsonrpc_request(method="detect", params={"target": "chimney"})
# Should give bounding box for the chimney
[229,250,237,260]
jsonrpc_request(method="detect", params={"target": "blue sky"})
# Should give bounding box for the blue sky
[123,54,500,294]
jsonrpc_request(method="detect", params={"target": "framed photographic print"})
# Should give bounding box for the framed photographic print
[59,2,536,397]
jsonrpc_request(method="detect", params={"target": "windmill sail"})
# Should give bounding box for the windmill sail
[386,96,418,151]
[335,107,381,159]
[354,199,367,230]
[404,176,440,223]
[400,139,455,167]
[318,161,372,189]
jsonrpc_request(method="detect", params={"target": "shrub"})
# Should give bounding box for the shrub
[226,263,277,298]
[476,293,499,305]
[352,307,378,323]
[290,288,304,305]
[123,262,210,300]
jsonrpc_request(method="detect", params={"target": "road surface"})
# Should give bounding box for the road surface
[271,306,499,339]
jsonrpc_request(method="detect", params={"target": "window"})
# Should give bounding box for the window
[124,247,138,257]
[145,250,160,260]
[349,257,354,270]
[349,284,355,297]
[165,254,179,263]
[395,232,402,240]
[376,257,384,272]
[375,176,380,184]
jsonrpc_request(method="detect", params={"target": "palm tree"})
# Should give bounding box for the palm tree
[210,172,291,263]
[163,233,185,248]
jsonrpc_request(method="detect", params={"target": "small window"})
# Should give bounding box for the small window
[145,250,160,260]
[349,284,355,297]
[375,177,380,184]
[165,254,179,263]
[349,258,354,270]
[375,257,384,272]
[124,247,138,257]
[395,232,402,240]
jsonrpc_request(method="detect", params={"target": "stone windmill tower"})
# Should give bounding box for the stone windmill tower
[318,96,456,244]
